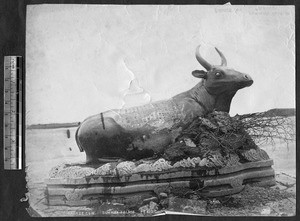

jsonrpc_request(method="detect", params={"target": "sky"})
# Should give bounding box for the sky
[26,4,295,125]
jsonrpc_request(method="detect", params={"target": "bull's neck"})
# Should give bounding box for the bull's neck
[188,82,236,113]
[188,82,216,113]
[214,91,236,113]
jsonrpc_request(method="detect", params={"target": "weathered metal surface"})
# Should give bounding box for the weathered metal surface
[75,45,254,163]
[46,160,275,206]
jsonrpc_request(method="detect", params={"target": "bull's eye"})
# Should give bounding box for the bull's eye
[215,72,222,77]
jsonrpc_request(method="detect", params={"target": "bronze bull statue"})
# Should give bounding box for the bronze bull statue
[76,45,253,163]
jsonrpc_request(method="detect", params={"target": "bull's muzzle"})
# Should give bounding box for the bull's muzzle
[243,74,253,87]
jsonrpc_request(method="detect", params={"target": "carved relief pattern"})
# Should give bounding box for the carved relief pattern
[230,177,243,188]
[65,190,83,201]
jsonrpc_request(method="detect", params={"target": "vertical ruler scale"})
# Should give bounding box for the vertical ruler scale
[4,56,22,170]
[17,57,22,169]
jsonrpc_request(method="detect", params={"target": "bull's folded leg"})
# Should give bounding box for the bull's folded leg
[125,149,155,161]
[86,154,99,164]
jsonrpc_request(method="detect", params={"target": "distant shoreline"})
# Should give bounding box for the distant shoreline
[26,108,295,130]
[27,122,80,129]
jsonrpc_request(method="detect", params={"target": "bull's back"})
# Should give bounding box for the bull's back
[76,98,198,162]
[107,99,184,131]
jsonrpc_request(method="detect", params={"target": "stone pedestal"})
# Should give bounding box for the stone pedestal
[45,159,275,206]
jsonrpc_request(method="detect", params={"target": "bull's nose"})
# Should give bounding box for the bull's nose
[242,74,253,86]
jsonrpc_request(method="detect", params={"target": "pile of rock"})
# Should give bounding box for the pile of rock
[164,111,263,162]
[49,148,270,179]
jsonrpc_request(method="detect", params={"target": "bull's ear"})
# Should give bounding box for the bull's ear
[192,70,207,79]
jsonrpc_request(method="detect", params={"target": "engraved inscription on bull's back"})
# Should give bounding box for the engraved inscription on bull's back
[111,100,183,130]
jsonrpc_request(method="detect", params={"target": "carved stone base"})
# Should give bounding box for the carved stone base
[45,159,275,206]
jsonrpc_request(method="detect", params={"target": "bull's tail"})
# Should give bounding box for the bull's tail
[75,126,84,152]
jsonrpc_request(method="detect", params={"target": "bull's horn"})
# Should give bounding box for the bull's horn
[215,47,227,66]
[195,45,212,71]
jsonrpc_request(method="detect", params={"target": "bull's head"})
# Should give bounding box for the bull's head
[192,45,253,95]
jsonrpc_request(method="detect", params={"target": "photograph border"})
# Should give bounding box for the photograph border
[0,0,298,220]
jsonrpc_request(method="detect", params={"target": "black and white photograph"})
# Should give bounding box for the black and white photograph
[24,4,295,217]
